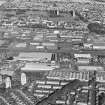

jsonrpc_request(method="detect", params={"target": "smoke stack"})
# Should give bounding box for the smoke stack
[73,10,76,18]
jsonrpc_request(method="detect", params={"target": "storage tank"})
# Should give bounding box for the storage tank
[21,73,27,85]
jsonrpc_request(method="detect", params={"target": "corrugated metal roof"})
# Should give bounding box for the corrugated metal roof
[21,63,54,71]
[15,52,52,61]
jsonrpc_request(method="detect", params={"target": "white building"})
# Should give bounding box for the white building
[21,73,27,85]
[78,66,104,71]
[5,77,11,89]
[14,52,53,62]
[21,63,55,72]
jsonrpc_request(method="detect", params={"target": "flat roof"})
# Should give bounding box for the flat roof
[0,1,6,6]
[0,70,14,76]
[74,54,91,58]
[0,40,6,46]
[14,52,52,61]
[78,66,104,71]
[21,63,54,72]
[92,42,105,46]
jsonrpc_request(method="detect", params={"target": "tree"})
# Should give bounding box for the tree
[87,23,105,34]
[75,11,88,22]
[98,92,105,105]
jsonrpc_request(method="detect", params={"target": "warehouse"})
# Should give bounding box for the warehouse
[14,52,57,62]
